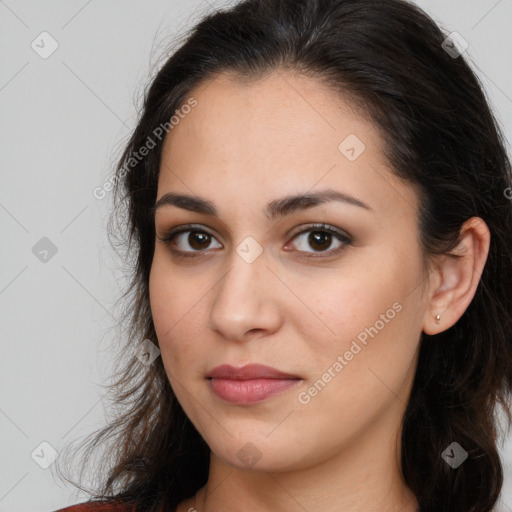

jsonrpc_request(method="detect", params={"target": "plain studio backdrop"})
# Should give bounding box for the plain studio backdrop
[1,1,511,511]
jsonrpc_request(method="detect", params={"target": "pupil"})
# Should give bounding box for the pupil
[309,231,331,251]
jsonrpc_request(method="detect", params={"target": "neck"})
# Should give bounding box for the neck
[193,409,419,512]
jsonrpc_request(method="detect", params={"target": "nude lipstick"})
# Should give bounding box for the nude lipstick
[207,364,302,405]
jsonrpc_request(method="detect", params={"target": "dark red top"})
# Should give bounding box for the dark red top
[53,502,138,512]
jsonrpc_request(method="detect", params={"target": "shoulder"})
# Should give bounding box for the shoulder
[52,501,138,512]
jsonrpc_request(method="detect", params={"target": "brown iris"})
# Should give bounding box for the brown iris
[188,232,211,250]
[308,231,332,251]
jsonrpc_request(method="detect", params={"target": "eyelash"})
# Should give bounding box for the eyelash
[156,223,352,259]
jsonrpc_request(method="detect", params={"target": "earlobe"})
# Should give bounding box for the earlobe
[422,217,490,336]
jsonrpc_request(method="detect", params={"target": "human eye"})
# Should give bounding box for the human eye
[156,222,352,260]
[284,223,352,258]
[156,224,222,257]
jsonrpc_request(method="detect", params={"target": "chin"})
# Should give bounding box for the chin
[207,433,325,473]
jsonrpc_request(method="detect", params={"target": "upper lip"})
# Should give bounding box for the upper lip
[207,364,301,380]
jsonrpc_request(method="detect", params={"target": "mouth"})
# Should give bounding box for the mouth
[206,364,302,405]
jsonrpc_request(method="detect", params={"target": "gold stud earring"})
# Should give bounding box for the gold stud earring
[435,314,441,322]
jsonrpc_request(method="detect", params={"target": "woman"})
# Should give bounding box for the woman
[54,0,512,511]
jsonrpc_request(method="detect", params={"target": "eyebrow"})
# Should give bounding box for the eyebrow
[151,188,372,221]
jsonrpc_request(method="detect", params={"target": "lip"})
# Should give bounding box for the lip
[207,364,301,380]
[207,364,302,405]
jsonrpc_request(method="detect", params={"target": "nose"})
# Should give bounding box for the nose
[208,246,282,343]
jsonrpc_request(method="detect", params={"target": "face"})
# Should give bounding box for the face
[149,71,430,473]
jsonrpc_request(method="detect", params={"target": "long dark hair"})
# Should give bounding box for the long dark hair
[55,1,512,511]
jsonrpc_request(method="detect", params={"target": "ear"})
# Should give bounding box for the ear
[422,217,490,335]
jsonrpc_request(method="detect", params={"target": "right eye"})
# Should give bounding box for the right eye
[157,225,223,256]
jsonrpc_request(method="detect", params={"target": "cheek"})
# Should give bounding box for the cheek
[293,297,418,452]
[149,254,198,332]
[149,258,213,376]
[293,260,420,392]
[293,270,399,352]
[149,260,187,363]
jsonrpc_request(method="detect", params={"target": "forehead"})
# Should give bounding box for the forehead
[157,71,418,221]
[162,71,374,164]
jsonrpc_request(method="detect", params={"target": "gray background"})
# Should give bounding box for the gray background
[1,1,511,511]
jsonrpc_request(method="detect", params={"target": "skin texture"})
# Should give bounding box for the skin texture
[149,71,490,512]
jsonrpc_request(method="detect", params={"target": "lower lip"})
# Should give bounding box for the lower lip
[209,378,300,404]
